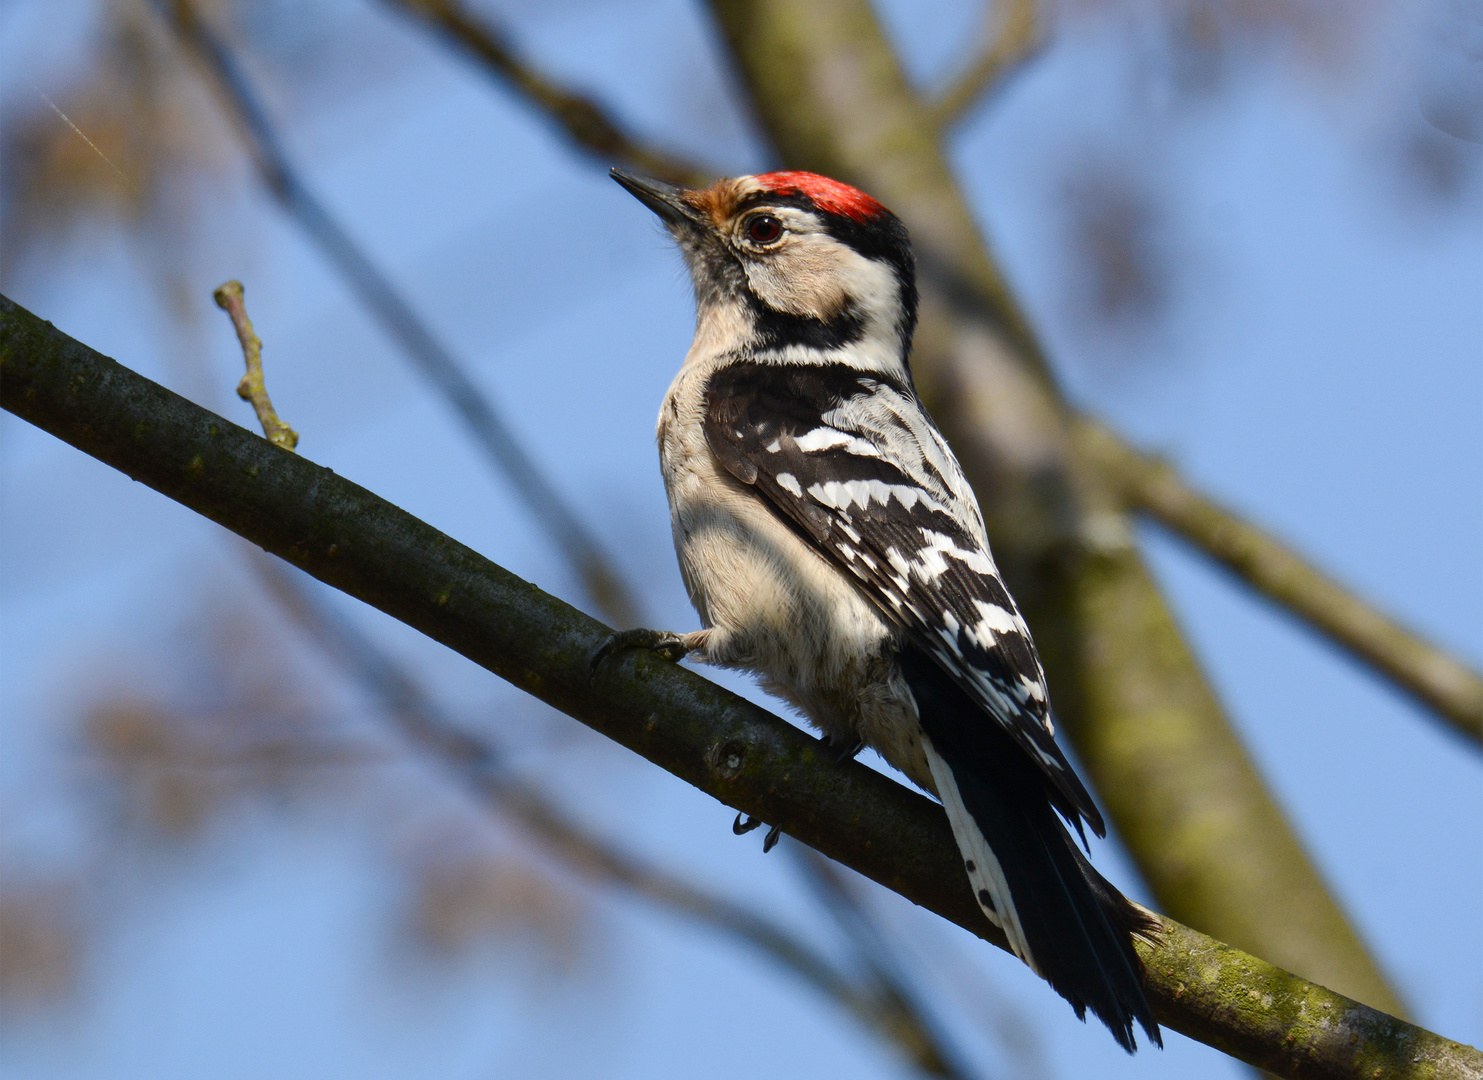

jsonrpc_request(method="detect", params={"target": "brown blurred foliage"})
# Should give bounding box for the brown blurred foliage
[1,582,592,1016]
[0,875,84,1013]
[1048,0,1474,350]
[77,598,357,839]
[1060,157,1169,330]
[398,819,588,976]
[0,0,233,275]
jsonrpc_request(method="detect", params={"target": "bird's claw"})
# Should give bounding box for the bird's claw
[833,738,865,765]
[732,812,763,835]
[732,813,782,852]
[588,627,688,681]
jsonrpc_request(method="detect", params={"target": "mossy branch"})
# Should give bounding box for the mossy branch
[4,293,1480,1080]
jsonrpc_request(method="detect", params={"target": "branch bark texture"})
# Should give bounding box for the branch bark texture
[704,0,1405,1018]
[4,294,1480,1080]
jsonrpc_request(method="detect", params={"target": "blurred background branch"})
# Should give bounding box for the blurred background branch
[1074,417,1483,747]
[156,0,640,626]
[929,0,1043,127]
[378,0,714,188]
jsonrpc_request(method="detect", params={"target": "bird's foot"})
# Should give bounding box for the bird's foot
[833,738,865,765]
[732,812,763,835]
[589,627,690,680]
[732,813,784,853]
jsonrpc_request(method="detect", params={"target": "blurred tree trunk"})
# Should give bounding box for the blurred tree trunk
[705,0,1404,1018]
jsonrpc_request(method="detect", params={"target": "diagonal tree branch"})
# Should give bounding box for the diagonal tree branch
[251,554,976,1079]
[928,0,1043,128]
[366,0,1480,747]
[1073,418,1483,747]
[4,292,1480,1080]
[155,0,639,627]
[377,0,714,188]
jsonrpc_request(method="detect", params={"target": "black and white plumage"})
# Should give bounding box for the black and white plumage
[609,167,1161,1051]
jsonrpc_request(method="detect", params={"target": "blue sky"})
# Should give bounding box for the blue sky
[1,1,1479,1078]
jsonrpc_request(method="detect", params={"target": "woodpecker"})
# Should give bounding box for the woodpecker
[603,167,1161,1051]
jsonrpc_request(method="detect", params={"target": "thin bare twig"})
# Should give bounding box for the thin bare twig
[211,280,298,451]
[1074,417,1483,746]
[155,0,639,627]
[378,0,714,188]
[249,553,978,1080]
[929,0,1042,128]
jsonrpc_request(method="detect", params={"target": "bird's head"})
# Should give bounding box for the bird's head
[613,168,918,374]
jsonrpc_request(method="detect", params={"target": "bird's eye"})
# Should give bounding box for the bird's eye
[745,214,783,245]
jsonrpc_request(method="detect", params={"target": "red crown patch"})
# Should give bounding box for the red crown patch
[753,171,888,223]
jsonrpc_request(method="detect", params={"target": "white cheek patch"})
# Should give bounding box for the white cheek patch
[742,230,902,336]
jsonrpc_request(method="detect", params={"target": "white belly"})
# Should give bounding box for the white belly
[656,369,933,791]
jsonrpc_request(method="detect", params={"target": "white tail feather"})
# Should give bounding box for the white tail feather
[923,735,1039,974]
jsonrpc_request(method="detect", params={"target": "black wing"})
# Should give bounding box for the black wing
[704,360,1103,835]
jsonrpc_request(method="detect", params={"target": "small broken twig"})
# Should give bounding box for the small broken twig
[212,280,298,451]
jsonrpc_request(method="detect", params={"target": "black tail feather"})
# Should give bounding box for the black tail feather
[901,646,1161,1052]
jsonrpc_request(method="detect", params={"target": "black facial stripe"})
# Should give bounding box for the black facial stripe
[744,289,867,352]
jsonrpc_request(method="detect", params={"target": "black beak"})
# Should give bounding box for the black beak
[611,167,702,227]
